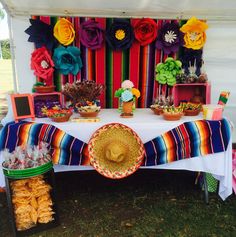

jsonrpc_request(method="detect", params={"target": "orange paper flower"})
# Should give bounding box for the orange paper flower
[53,18,75,46]
[180,17,208,50]
[131,88,141,98]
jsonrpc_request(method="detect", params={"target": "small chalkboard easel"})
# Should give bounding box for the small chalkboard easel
[11,94,35,122]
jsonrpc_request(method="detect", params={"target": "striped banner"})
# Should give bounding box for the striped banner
[0,119,231,168]
[144,118,231,166]
[0,121,88,166]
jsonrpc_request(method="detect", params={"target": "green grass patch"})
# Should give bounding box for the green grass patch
[0,170,235,237]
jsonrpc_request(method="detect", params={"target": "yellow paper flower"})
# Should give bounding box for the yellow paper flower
[131,88,141,98]
[180,17,208,50]
[53,18,75,46]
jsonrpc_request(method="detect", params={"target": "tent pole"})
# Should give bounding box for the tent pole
[7,14,18,93]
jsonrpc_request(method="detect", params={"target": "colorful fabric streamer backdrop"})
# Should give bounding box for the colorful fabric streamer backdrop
[32,16,179,108]
[0,119,230,167]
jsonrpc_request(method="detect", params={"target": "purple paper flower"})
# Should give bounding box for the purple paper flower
[106,19,134,50]
[180,48,203,76]
[79,19,104,50]
[155,22,183,54]
[25,19,56,51]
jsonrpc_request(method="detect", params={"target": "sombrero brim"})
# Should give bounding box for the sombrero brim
[88,123,145,179]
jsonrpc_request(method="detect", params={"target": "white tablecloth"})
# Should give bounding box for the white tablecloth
[0,109,233,200]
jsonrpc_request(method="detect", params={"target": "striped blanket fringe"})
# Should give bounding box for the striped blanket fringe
[0,119,231,167]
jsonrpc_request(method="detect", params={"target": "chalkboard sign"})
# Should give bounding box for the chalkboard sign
[11,94,35,122]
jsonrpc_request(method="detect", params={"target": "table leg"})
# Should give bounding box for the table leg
[202,172,209,204]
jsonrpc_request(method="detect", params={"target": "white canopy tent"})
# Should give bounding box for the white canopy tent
[2,0,236,20]
[1,0,236,142]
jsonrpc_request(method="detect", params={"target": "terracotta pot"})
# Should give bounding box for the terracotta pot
[163,112,183,121]
[122,101,133,114]
[184,109,200,116]
[151,107,164,115]
[34,85,55,93]
[50,113,72,122]
[78,111,100,117]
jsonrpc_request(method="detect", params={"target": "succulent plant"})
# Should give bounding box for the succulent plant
[62,80,105,106]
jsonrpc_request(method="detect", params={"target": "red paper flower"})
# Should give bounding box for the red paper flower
[30,47,54,85]
[133,18,158,46]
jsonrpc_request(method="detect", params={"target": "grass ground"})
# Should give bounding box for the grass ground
[0,170,236,237]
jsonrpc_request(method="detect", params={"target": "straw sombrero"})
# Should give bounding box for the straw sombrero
[88,123,145,179]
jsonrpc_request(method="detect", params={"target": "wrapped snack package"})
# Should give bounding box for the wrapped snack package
[2,142,51,170]
[10,175,54,231]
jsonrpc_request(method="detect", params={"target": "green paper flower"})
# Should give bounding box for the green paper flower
[114,88,125,97]
[155,57,182,86]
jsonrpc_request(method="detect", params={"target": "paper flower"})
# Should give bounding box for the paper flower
[106,19,134,50]
[121,80,134,89]
[155,22,183,54]
[121,90,134,102]
[30,47,54,85]
[180,48,203,76]
[155,57,182,86]
[115,81,140,102]
[133,18,158,46]
[53,46,82,75]
[25,19,56,50]
[79,19,104,50]
[53,18,75,46]
[180,17,208,50]
[131,88,141,98]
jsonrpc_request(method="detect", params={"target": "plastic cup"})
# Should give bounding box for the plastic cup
[202,104,223,120]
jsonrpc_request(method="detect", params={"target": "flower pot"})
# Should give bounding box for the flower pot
[122,101,133,114]
[34,85,55,93]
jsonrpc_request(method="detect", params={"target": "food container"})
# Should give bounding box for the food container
[2,161,53,179]
[150,107,164,115]
[78,111,100,117]
[3,162,59,236]
[184,109,201,116]
[50,113,72,122]
[162,112,183,121]
[202,104,223,120]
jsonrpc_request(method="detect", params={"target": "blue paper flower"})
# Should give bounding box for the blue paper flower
[25,19,56,51]
[53,46,83,75]
[121,90,133,102]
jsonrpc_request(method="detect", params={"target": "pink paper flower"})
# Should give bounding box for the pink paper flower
[121,80,134,89]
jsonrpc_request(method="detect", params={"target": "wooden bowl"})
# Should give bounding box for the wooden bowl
[163,112,183,121]
[184,109,200,116]
[78,111,100,117]
[50,113,72,122]
[34,85,55,93]
[151,107,164,115]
